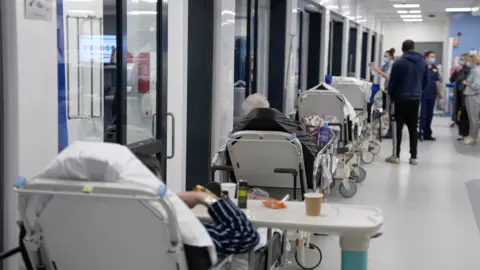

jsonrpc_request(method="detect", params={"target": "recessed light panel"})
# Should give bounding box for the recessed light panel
[445,8,473,12]
[400,14,422,18]
[394,4,420,8]
[403,18,423,22]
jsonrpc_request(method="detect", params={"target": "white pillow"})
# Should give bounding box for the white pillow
[36,141,217,264]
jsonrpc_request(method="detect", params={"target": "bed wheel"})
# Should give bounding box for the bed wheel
[294,243,323,270]
[369,141,381,155]
[352,166,366,183]
[361,151,375,164]
[339,179,357,198]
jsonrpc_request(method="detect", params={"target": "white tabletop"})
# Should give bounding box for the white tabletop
[193,200,383,236]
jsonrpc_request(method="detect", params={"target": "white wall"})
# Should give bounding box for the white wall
[382,21,449,56]
[211,0,235,180]
[167,0,188,193]
[2,1,58,269]
[284,0,298,113]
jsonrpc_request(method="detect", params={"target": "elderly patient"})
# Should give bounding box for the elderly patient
[231,94,318,189]
[39,142,259,270]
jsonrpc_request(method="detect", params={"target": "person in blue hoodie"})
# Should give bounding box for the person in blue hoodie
[386,40,429,165]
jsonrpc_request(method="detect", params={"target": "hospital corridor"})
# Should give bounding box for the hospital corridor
[2,0,480,269]
[302,117,480,269]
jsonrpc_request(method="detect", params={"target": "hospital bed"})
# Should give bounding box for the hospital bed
[211,130,336,200]
[295,83,361,198]
[330,76,376,164]
[9,142,295,270]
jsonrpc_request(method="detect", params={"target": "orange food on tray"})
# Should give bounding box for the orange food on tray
[262,200,288,209]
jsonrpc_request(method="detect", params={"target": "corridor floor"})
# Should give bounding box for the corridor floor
[289,117,480,270]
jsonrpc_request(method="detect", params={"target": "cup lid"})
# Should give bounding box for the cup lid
[304,192,324,199]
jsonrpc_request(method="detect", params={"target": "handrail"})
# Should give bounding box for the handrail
[66,15,104,120]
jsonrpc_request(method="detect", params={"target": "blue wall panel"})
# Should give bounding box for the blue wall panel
[57,0,69,152]
[450,13,480,58]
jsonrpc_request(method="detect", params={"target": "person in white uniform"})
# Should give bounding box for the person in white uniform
[372,48,395,138]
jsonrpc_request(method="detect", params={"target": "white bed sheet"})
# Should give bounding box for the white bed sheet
[304,83,358,122]
[331,76,372,103]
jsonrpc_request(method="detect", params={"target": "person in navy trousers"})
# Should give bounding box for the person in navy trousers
[419,51,444,141]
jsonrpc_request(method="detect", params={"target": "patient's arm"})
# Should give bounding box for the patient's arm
[177,191,208,208]
[204,198,260,256]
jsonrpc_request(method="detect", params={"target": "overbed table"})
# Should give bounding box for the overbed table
[193,200,383,270]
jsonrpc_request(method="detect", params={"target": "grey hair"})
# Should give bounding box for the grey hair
[242,93,270,115]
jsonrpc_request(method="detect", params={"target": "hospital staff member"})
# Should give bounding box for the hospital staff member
[419,51,444,141]
[461,54,480,145]
[372,48,395,138]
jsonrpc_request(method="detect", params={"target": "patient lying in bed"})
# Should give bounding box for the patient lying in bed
[38,142,259,270]
[136,154,260,269]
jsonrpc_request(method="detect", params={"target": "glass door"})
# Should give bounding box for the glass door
[59,0,169,179]
[234,0,258,117]
[113,0,169,179]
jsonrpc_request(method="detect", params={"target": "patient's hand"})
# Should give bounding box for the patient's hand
[178,191,208,208]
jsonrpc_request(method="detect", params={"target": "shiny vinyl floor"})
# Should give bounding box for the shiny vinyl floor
[286,117,480,270]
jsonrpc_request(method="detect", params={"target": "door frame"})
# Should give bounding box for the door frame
[0,0,4,265]
[115,0,170,180]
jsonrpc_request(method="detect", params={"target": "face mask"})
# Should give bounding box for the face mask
[467,62,473,68]
[458,59,465,66]
[383,57,389,63]
[429,58,436,64]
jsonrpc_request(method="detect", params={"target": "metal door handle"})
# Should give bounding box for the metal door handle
[151,113,157,137]
[167,112,175,159]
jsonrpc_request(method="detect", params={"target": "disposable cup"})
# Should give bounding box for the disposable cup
[304,193,324,216]
[221,183,237,200]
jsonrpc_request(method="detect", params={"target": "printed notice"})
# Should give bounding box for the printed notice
[25,0,53,21]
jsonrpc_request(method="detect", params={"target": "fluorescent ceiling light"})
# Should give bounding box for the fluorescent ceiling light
[357,19,367,23]
[397,10,408,14]
[343,11,351,15]
[326,5,339,9]
[400,14,422,18]
[319,0,331,4]
[473,7,480,12]
[445,7,474,12]
[221,10,235,16]
[348,16,363,20]
[409,10,421,13]
[68,10,94,14]
[394,4,420,8]
[403,18,423,22]
[127,10,157,15]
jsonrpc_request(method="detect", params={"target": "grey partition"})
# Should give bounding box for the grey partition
[0,1,4,265]
[186,0,214,190]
